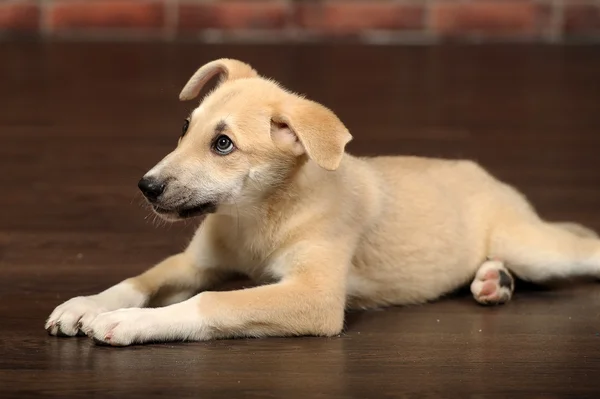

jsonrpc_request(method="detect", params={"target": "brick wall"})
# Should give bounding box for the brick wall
[1,0,599,43]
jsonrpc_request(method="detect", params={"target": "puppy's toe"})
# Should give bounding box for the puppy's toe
[45,296,107,337]
[55,313,82,337]
[45,320,59,336]
[88,309,147,346]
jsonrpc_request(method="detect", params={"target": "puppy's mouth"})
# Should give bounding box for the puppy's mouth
[152,202,217,220]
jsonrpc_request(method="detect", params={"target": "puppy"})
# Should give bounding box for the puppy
[46,59,600,346]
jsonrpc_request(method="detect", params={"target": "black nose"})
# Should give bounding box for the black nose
[138,176,165,201]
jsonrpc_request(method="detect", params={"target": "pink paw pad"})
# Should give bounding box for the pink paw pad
[479,281,498,296]
[483,269,499,281]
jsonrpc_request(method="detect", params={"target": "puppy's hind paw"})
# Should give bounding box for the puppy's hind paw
[471,260,514,306]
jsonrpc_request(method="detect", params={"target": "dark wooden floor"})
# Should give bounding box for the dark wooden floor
[1,42,600,398]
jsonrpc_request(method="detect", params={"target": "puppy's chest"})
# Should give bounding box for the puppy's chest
[224,232,281,281]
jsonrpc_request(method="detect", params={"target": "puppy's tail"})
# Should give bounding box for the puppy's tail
[551,221,599,239]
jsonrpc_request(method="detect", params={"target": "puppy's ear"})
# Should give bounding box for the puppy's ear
[179,59,257,101]
[271,97,352,171]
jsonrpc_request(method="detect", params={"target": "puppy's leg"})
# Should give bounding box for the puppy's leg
[470,259,514,305]
[87,246,348,346]
[491,219,600,283]
[88,276,345,346]
[45,253,225,337]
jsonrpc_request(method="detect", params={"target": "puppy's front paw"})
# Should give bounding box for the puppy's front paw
[45,296,108,337]
[87,308,156,346]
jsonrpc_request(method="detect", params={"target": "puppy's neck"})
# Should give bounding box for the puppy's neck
[219,157,338,227]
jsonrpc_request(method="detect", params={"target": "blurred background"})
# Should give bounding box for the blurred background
[0,0,599,43]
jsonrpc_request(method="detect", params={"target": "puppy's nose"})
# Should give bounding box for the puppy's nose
[138,176,165,201]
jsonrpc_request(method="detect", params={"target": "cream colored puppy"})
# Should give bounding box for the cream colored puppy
[46,59,600,346]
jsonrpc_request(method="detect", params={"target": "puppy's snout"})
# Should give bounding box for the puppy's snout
[138,176,165,202]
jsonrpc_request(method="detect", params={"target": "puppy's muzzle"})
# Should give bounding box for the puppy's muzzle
[138,176,165,202]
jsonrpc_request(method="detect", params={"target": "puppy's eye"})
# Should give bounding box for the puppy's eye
[181,118,190,138]
[213,135,235,155]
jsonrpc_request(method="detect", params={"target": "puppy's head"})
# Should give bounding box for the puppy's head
[138,58,352,221]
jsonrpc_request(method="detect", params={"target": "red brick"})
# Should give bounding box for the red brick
[296,1,424,33]
[0,1,39,32]
[178,1,287,32]
[48,0,165,31]
[564,2,600,35]
[430,1,544,37]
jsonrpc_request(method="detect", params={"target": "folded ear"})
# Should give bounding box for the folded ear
[179,58,258,101]
[272,97,352,171]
